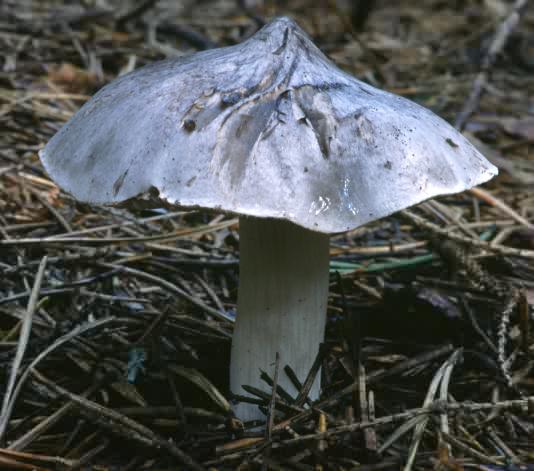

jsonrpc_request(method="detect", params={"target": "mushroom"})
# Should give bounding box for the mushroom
[39,17,497,422]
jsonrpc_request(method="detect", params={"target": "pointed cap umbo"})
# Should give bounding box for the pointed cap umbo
[39,17,497,233]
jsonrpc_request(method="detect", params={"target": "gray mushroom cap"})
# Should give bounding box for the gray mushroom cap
[40,17,497,233]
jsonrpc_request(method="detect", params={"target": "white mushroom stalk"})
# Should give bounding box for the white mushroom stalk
[231,217,329,421]
[38,16,498,423]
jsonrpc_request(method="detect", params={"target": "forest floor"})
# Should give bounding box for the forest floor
[0,0,533,469]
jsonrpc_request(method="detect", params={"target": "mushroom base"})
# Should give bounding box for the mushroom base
[230,217,330,423]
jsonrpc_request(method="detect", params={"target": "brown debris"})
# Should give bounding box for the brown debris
[0,0,533,469]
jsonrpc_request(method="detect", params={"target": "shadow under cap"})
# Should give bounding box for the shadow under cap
[39,16,497,234]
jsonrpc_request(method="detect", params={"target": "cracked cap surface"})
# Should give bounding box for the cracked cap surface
[40,17,497,233]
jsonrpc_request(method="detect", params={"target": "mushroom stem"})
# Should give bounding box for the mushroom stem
[230,217,330,422]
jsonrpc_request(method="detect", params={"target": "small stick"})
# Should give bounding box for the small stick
[278,395,533,446]
[455,0,528,129]
[262,353,280,470]
[440,432,504,466]
[31,369,205,471]
[8,383,101,451]
[0,318,113,443]
[273,344,454,433]
[518,290,530,354]
[403,351,461,471]
[283,365,304,396]
[0,256,47,441]
[0,219,237,246]
[260,370,295,404]
[267,353,280,438]
[294,346,324,407]
[316,411,327,453]
[240,386,303,415]
[468,187,533,230]
[98,263,233,323]
[0,454,50,471]
[401,210,534,258]
[0,448,73,467]
[368,344,454,385]
[68,438,109,471]
[357,362,376,455]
